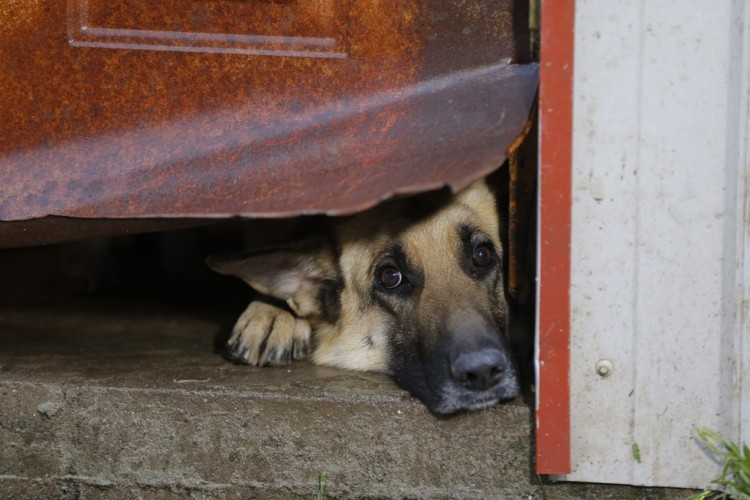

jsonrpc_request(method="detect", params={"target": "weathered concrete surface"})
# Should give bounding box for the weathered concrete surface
[0,303,694,499]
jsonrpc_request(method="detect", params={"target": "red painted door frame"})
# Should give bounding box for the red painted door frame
[536,0,574,474]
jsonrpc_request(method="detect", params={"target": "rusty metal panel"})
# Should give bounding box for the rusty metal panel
[0,1,537,245]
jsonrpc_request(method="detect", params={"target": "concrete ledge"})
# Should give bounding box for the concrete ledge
[0,304,692,499]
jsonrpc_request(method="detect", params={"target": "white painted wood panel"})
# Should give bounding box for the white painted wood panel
[563,0,749,488]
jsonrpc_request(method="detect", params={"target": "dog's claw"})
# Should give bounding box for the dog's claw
[277,349,291,365]
[292,340,309,361]
[239,346,251,362]
[262,347,295,366]
[226,341,252,365]
[265,347,277,364]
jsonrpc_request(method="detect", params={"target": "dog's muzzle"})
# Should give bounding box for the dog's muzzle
[392,320,520,415]
[426,340,519,414]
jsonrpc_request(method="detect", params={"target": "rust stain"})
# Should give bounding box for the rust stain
[0,0,536,247]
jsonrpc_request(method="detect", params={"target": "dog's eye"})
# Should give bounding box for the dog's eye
[472,244,494,267]
[379,266,403,289]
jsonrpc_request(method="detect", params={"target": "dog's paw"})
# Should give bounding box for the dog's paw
[226,301,311,366]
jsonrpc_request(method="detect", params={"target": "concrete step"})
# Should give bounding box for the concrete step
[0,302,692,499]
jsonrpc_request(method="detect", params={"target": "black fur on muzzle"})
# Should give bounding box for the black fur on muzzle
[389,317,520,415]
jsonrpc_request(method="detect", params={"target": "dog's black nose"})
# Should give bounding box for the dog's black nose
[451,348,509,391]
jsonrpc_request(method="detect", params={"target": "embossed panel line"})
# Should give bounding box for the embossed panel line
[67,0,347,58]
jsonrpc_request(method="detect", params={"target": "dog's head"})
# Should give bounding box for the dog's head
[212,181,519,414]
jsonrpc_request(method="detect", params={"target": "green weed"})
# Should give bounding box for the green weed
[689,428,750,500]
[315,471,328,500]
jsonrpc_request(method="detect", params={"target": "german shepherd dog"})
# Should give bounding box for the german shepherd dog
[207,180,519,414]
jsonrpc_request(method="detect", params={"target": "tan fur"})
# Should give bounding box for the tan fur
[312,181,503,371]
[208,180,518,414]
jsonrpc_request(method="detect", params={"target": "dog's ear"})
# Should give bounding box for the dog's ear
[206,237,339,319]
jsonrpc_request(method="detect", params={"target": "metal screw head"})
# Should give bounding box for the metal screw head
[596,359,614,377]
